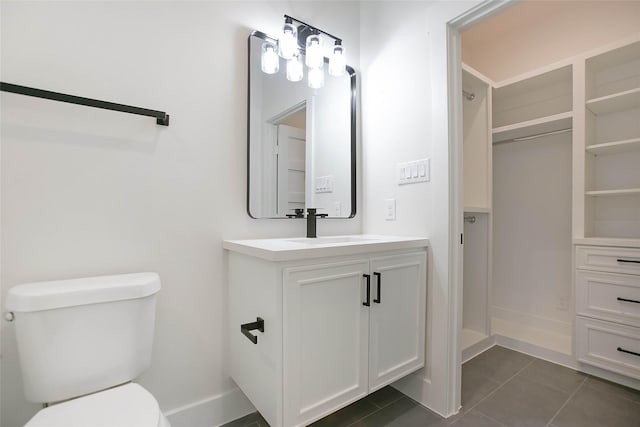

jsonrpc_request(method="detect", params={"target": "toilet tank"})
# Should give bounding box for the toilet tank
[5,272,161,403]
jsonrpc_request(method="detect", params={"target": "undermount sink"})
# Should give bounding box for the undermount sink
[286,236,379,245]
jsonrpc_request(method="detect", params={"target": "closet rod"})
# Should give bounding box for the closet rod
[494,127,571,145]
[0,82,170,126]
[462,90,475,101]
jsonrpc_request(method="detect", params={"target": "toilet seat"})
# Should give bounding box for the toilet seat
[25,383,169,427]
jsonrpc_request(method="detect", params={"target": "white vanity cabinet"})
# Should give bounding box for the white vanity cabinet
[224,236,427,427]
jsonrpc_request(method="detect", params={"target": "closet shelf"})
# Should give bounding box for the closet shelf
[586,87,640,116]
[586,137,640,155]
[492,112,572,144]
[464,206,491,214]
[585,188,640,197]
[574,237,640,249]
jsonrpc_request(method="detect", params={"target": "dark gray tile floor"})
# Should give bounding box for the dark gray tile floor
[222,345,640,427]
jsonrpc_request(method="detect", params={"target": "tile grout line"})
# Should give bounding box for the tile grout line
[545,376,588,427]
[343,394,406,427]
[465,358,535,417]
[370,393,406,410]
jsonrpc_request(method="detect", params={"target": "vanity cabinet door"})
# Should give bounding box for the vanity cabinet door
[283,259,370,427]
[369,253,427,391]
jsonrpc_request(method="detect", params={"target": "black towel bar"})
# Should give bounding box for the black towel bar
[0,82,170,126]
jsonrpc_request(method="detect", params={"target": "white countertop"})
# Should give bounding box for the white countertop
[223,235,429,262]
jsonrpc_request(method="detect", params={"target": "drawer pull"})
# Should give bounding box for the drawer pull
[373,272,382,304]
[617,297,640,304]
[363,274,371,307]
[616,258,640,264]
[617,347,640,358]
[240,317,264,344]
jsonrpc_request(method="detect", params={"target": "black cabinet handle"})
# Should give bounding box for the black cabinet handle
[240,317,264,344]
[617,297,640,304]
[373,272,382,304]
[617,347,640,358]
[617,259,640,264]
[363,274,371,306]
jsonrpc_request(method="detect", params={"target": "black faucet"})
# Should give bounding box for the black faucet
[286,208,305,218]
[306,208,328,238]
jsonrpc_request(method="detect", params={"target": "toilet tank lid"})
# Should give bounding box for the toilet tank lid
[6,272,161,312]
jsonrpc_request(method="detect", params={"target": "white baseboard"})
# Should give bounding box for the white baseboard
[462,334,495,363]
[164,387,255,427]
[494,334,576,368]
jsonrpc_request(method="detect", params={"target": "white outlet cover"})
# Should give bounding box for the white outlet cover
[385,199,396,220]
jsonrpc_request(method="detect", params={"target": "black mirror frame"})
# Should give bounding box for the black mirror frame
[246,30,357,219]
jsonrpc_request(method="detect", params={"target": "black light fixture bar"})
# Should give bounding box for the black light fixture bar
[283,14,342,44]
[0,82,170,126]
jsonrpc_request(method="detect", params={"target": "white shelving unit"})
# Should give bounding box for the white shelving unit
[462,66,493,361]
[584,40,640,240]
[574,39,640,388]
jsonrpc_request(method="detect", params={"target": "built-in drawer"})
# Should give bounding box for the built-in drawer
[576,246,640,275]
[576,270,640,327]
[576,317,640,380]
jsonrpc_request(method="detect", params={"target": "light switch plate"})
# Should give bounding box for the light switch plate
[385,199,396,220]
[315,175,333,193]
[398,158,430,185]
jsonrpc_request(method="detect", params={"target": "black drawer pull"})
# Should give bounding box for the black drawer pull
[617,258,640,264]
[363,274,371,306]
[617,347,640,358]
[373,272,382,304]
[240,317,264,344]
[617,297,640,304]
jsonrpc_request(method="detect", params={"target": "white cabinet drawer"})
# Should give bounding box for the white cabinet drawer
[576,246,640,275]
[576,270,640,327]
[576,317,640,380]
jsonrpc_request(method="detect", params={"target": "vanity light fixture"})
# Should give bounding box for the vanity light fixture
[260,14,346,88]
[278,16,298,60]
[261,41,279,74]
[328,41,346,77]
[286,53,304,82]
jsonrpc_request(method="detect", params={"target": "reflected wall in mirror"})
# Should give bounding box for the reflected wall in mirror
[247,31,356,219]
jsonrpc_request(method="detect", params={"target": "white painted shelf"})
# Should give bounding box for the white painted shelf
[492,111,572,144]
[586,88,640,116]
[585,188,640,197]
[464,206,491,214]
[586,137,640,155]
[574,237,640,249]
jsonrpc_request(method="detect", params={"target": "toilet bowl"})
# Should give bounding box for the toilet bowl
[25,383,170,427]
[5,273,169,427]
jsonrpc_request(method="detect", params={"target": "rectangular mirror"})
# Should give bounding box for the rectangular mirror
[247,31,356,219]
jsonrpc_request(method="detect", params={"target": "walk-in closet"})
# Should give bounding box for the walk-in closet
[459,1,640,388]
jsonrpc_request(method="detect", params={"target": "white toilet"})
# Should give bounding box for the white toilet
[5,272,170,427]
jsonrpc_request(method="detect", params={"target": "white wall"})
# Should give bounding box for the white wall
[359,0,480,417]
[462,1,640,82]
[0,2,361,426]
[492,133,573,333]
